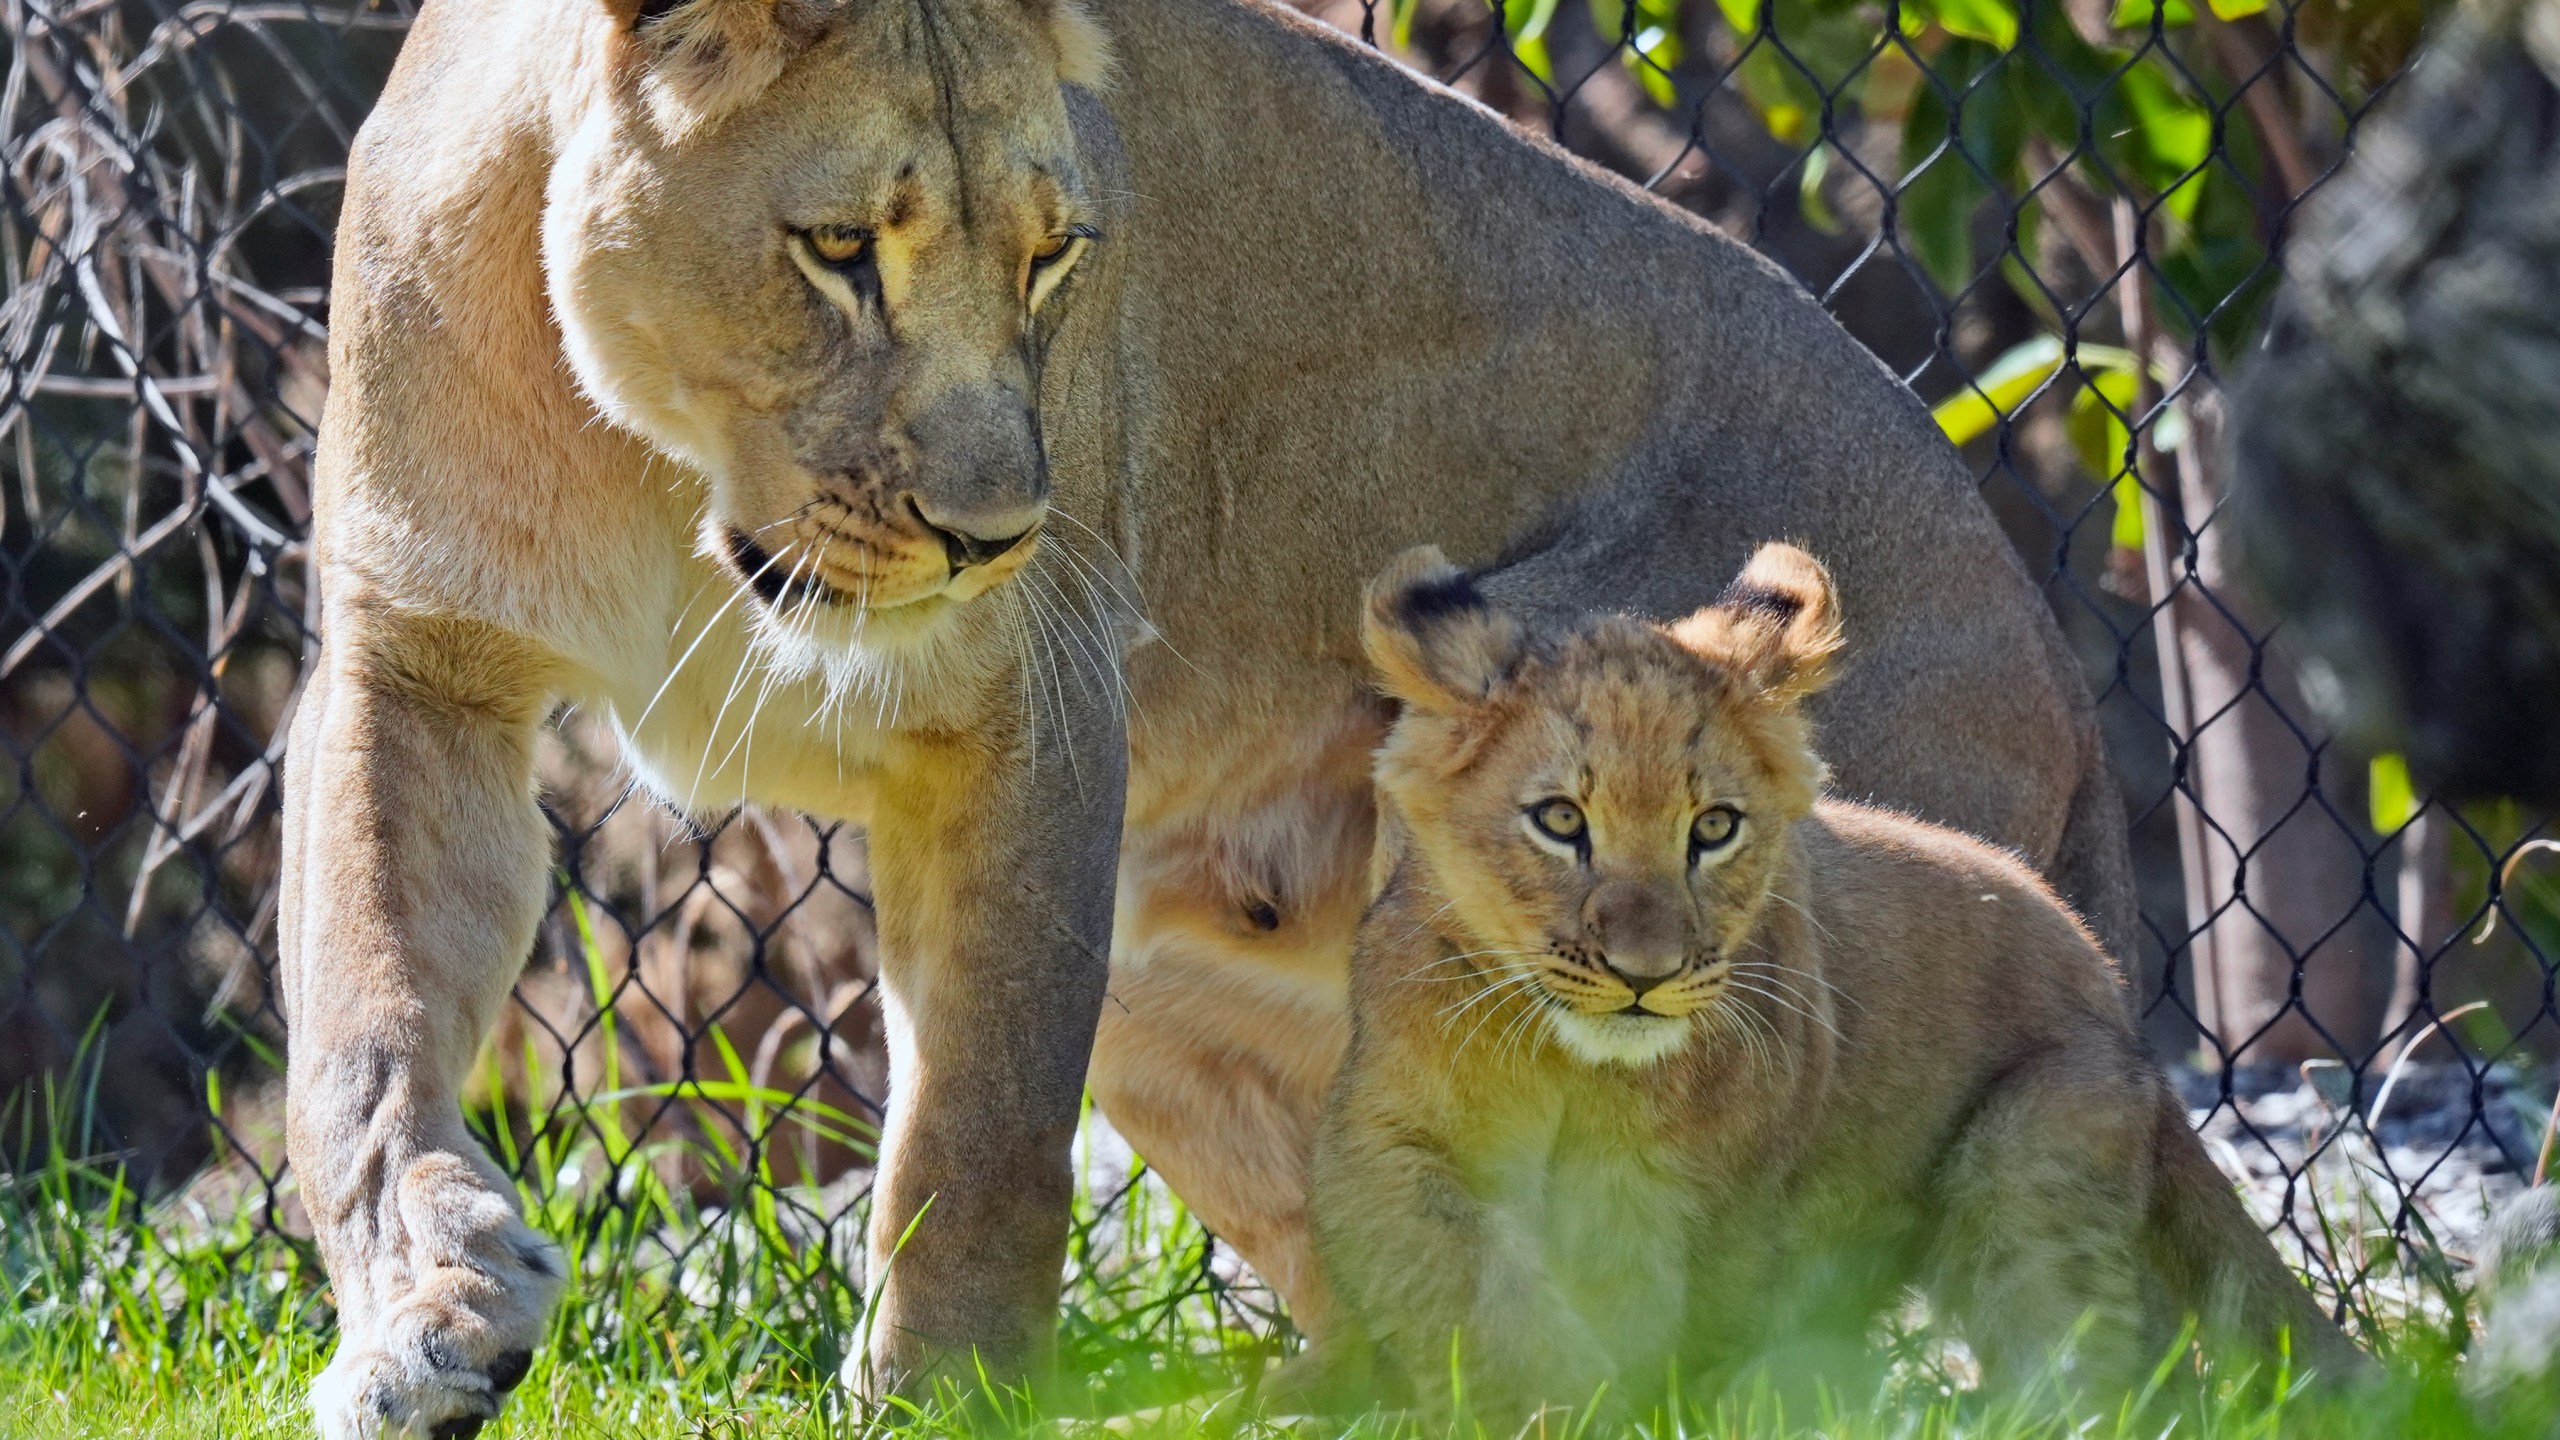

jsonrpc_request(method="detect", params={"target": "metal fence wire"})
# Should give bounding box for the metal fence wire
[4,0,2557,1359]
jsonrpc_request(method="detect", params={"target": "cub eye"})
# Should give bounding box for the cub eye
[804,225,873,268]
[1691,805,1744,857]
[1528,798,1587,845]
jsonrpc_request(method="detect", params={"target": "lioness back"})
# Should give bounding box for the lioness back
[1309,542,2361,1420]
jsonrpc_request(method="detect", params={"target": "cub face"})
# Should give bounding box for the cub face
[1362,544,1843,1067]
[545,0,1115,655]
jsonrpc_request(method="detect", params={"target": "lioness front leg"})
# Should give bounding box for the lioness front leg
[283,604,565,1440]
[856,717,1123,1394]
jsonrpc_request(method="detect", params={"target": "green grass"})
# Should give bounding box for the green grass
[4,1147,2557,1440]
[7,1070,2560,1439]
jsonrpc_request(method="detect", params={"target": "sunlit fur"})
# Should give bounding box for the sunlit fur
[1309,544,2366,1423]
[546,0,1107,653]
[292,0,2147,1428]
[1362,542,1837,1071]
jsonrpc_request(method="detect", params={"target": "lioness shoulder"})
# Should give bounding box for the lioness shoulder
[1307,542,2362,1419]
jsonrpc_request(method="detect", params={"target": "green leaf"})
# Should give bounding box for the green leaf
[1927,0,2018,50]
[2068,367,2138,472]
[1799,145,1843,235]
[1505,0,1560,81]
[2062,366,2149,551]
[1715,0,1759,38]
[1931,334,2063,444]
[2111,472,2147,551]
[2110,0,2195,28]
[2370,752,2417,833]
[2205,0,2267,17]
[2116,65,2211,179]
[1898,154,1991,294]
[1625,24,1682,108]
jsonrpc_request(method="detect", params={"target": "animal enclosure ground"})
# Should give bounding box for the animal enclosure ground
[7,1103,2560,1440]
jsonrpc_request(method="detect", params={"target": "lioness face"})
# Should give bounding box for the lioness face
[1363,544,1843,1067]
[547,0,1112,651]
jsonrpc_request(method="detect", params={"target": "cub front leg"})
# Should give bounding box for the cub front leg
[283,604,565,1440]
[1314,1089,1612,1420]
[856,712,1123,1395]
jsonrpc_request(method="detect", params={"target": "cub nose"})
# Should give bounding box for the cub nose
[1599,957,1678,997]
[1584,876,1684,983]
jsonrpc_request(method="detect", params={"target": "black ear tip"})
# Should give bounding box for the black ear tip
[1718,581,1805,624]
[1394,571,1488,628]
[632,0,685,27]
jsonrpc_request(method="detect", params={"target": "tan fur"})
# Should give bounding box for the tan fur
[292,0,2138,1431]
[1309,545,2364,1420]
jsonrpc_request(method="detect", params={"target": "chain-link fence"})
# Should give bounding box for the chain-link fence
[3,0,2554,1361]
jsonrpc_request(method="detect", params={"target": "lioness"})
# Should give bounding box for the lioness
[287,0,2131,1433]
[1310,544,2360,1419]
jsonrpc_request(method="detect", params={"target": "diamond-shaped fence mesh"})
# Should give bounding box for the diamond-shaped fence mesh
[2,0,2553,1361]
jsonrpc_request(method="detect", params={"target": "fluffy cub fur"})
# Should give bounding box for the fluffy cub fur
[1310,543,2363,1418]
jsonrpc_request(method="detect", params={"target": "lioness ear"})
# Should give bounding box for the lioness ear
[1667,542,1843,705]
[617,0,807,135]
[1032,0,1117,89]
[1363,547,1527,714]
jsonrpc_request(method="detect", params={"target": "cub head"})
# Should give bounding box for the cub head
[1362,543,1843,1068]
[547,0,1117,654]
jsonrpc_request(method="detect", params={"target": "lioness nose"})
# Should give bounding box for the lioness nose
[903,383,1048,566]
[905,494,1039,572]
[924,514,1035,571]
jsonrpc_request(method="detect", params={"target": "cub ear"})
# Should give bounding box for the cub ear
[1363,546,1527,714]
[616,0,806,134]
[1667,542,1843,705]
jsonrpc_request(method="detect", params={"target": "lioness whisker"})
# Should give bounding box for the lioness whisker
[1026,568,1123,723]
[631,541,786,741]
[1047,504,1216,682]
[1042,555,1138,721]
[707,545,821,804]
[1018,579,1085,794]
[1038,508,1146,612]
[684,542,810,806]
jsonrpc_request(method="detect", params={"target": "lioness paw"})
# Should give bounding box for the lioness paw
[310,1324,533,1440]
[309,1159,560,1439]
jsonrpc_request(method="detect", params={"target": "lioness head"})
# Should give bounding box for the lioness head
[547,0,1115,652]
[1362,543,1843,1067]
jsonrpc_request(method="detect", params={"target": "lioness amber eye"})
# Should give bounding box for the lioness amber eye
[1692,805,1743,854]
[1032,224,1099,270]
[807,226,871,266]
[1528,798,1586,844]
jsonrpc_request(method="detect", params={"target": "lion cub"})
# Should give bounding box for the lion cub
[1310,543,2361,1418]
